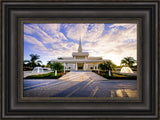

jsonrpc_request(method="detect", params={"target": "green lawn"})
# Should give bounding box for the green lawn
[93,70,137,80]
[109,73,137,79]
[24,72,62,79]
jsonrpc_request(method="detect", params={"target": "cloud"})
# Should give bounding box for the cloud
[84,24,105,42]
[51,41,79,57]
[82,23,137,65]
[63,23,105,42]
[39,24,60,33]
[24,34,48,52]
[38,24,67,41]
[63,24,89,40]
[24,23,137,65]
[24,24,67,44]
[24,24,35,34]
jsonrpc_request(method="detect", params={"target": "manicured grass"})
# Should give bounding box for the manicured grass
[106,73,137,80]
[93,70,137,80]
[24,72,62,79]
[112,73,127,77]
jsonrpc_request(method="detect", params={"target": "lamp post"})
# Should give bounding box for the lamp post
[63,63,66,73]
[55,70,57,76]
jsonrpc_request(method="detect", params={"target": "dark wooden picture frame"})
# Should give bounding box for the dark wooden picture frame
[20,20,140,102]
[1,0,159,119]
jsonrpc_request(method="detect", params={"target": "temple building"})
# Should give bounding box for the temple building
[51,39,107,72]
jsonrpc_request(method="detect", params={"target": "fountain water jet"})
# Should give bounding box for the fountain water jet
[32,67,44,73]
[120,67,133,73]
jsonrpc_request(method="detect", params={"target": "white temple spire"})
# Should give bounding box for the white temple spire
[78,37,82,52]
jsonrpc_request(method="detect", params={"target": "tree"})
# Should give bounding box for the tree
[121,57,136,67]
[24,54,42,68]
[50,62,64,71]
[99,63,106,71]
[99,60,117,72]
[41,65,46,68]
[47,61,52,67]
[58,57,63,60]
[30,54,40,62]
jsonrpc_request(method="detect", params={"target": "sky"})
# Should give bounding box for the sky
[24,23,137,66]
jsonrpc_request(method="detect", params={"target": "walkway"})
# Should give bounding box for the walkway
[59,71,107,81]
[23,72,138,98]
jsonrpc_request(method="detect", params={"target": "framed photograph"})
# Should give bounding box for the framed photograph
[22,22,139,100]
[1,0,159,119]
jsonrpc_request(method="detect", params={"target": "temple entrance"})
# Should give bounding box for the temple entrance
[77,63,84,70]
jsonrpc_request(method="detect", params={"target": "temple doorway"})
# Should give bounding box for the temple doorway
[77,63,84,70]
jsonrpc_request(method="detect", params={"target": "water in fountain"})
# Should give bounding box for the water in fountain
[120,67,133,73]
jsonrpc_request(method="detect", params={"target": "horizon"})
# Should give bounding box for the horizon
[24,23,137,66]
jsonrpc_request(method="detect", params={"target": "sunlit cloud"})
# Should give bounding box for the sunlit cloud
[24,34,48,51]
[24,23,137,65]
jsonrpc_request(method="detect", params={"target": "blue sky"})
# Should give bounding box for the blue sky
[24,23,137,66]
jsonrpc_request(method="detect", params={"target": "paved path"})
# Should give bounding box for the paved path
[23,72,137,98]
[59,71,107,81]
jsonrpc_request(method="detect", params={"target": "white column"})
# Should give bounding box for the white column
[55,70,57,76]
[83,63,86,70]
[96,63,99,73]
[86,64,88,70]
[73,64,74,70]
[96,63,99,70]
[109,70,111,76]
[66,63,68,70]
[76,62,77,71]
[63,63,66,73]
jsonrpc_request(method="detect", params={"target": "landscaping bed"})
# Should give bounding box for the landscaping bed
[24,72,63,79]
[92,70,137,80]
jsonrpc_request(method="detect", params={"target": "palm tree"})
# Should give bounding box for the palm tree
[121,57,136,67]
[24,54,42,68]
[58,57,63,60]
[30,54,40,61]
[47,61,52,68]
[99,60,117,72]
[106,60,117,71]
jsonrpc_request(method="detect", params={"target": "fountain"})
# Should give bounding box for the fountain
[32,67,44,73]
[120,67,133,73]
